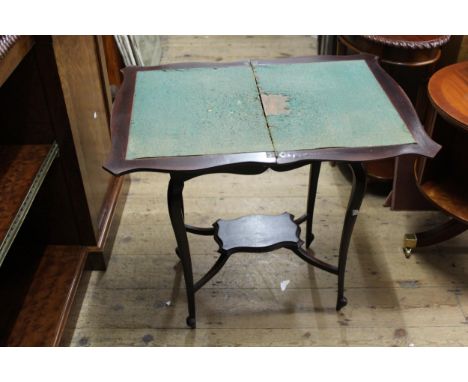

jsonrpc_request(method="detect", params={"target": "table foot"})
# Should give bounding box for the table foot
[186,316,196,329]
[336,296,347,311]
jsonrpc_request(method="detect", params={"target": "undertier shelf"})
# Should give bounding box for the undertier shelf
[214,212,301,254]
[210,212,339,276]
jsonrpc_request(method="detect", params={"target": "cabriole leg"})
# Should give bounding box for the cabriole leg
[336,162,367,310]
[167,175,196,328]
[306,162,322,247]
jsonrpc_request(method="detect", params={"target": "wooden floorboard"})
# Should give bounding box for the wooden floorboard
[68,286,463,329]
[63,36,468,346]
[64,326,468,347]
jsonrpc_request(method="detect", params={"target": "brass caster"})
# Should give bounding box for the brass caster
[403,247,412,258]
[403,233,417,258]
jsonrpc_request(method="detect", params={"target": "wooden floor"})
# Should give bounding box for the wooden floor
[63,36,468,346]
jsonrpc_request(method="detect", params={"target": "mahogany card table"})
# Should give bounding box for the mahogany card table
[104,55,440,328]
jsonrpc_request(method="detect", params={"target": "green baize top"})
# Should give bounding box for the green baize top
[126,60,415,160]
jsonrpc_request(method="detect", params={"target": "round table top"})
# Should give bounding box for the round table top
[428,61,468,130]
[341,35,450,66]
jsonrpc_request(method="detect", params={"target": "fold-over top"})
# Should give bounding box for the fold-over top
[104,55,440,175]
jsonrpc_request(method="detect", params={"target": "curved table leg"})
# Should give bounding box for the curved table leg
[290,245,338,275]
[167,176,196,328]
[306,162,322,247]
[194,252,230,292]
[336,162,367,311]
[403,218,468,258]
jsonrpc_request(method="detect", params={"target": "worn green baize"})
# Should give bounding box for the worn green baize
[126,65,271,159]
[253,60,415,152]
[126,60,415,159]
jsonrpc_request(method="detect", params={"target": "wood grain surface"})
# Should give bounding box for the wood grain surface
[7,245,87,346]
[419,180,468,224]
[53,36,112,237]
[0,145,51,254]
[428,61,468,130]
[0,35,34,87]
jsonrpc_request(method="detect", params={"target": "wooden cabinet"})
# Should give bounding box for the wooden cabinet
[0,35,127,346]
[53,36,113,237]
[52,36,128,270]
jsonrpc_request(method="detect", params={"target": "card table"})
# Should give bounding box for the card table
[105,55,440,328]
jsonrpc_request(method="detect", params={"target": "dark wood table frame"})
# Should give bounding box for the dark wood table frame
[104,55,440,328]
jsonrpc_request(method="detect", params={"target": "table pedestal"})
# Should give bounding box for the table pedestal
[167,162,366,328]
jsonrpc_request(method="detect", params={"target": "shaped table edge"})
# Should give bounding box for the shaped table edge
[105,54,440,176]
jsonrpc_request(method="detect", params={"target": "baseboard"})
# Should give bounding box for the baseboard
[86,174,129,271]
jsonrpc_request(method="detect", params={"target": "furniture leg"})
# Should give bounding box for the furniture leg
[290,245,338,275]
[193,252,230,292]
[306,162,322,247]
[403,218,468,258]
[180,191,184,219]
[336,162,367,310]
[167,176,196,328]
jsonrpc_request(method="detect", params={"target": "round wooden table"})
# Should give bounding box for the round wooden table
[428,61,468,129]
[403,61,468,256]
